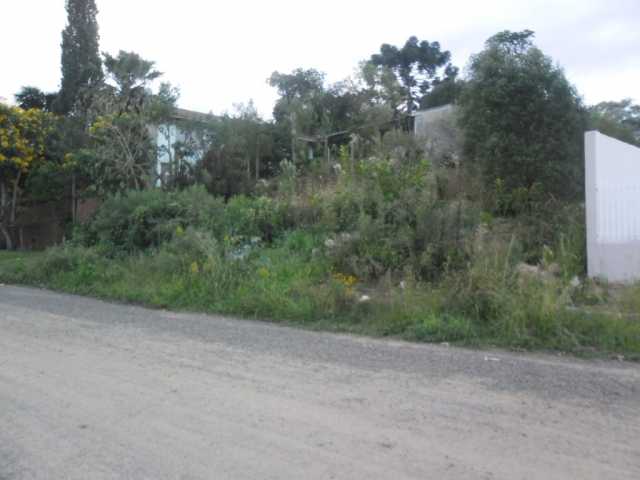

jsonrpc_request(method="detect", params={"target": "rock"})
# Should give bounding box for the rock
[570,276,581,288]
[516,263,540,278]
[547,263,562,277]
[324,239,335,248]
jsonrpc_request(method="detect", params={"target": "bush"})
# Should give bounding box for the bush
[84,186,225,255]
[458,30,588,198]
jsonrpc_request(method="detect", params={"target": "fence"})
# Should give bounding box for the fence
[585,131,640,282]
[596,180,640,243]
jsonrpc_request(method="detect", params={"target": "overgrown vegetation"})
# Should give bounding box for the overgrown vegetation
[2,11,639,358]
[2,152,639,357]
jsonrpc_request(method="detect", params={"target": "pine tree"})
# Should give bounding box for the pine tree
[55,0,102,115]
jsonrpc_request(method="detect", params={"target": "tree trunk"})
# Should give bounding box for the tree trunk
[10,170,21,230]
[71,179,76,222]
[324,137,329,163]
[0,170,22,251]
[290,112,296,163]
[349,139,355,178]
[0,222,12,251]
[255,142,260,181]
[0,182,13,250]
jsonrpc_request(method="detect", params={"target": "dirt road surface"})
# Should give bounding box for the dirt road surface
[1,285,639,479]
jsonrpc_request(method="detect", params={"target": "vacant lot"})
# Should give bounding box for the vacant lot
[1,285,639,479]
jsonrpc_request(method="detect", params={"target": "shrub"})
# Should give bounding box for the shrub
[458,30,588,199]
[85,186,226,255]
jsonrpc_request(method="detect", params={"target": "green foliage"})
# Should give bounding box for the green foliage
[14,86,57,112]
[492,179,542,216]
[69,59,175,195]
[55,0,103,115]
[268,69,326,107]
[420,78,462,109]
[1,103,58,249]
[370,36,457,114]
[85,109,156,192]
[589,99,640,146]
[2,206,638,356]
[85,186,225,254]
[268,69,333,148]
[5,25,639,356]
[102,50,163,114]
[458,30,589,199]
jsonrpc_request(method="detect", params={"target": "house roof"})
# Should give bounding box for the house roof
[172,108,221,123]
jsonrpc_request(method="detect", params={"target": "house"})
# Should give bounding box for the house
[147,108,220,186]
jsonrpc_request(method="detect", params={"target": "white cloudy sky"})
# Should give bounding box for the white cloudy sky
[1,0,638,118]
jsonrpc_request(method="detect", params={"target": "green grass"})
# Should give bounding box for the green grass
[0,251,46,268]
[1,241,638,359]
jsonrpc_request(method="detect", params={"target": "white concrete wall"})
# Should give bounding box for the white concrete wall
[412,104,456,158]
[585,131,640,282]
[413,104,453,136]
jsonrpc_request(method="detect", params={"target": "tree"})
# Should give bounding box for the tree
[370,36,457,115]
[55,0,103,115]
[268,68,329,127]
[14,86,57,112]
[458,30,588,198]
[268,69,333,162]
[64,52,170,194]
[353,61,405,136]
[0,103,56,249]
[102,51,163,114]
[14,88,72,205]
[230,101,274,181]
[419,76,462,109]
[589,99,640,146]
[193,101,278,197]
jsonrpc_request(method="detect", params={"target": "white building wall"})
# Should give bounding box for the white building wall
[412,104,455,158]
[585,131,640,282]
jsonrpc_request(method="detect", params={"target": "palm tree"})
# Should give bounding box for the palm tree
[14,86,57,112]
[102,51,163,114]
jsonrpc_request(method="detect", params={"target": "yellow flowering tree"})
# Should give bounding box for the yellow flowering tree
[0,102,55,249]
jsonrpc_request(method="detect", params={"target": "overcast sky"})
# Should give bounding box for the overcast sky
[1,0,638,118]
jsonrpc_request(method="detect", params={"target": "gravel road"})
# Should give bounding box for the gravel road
[1,284,639,479]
